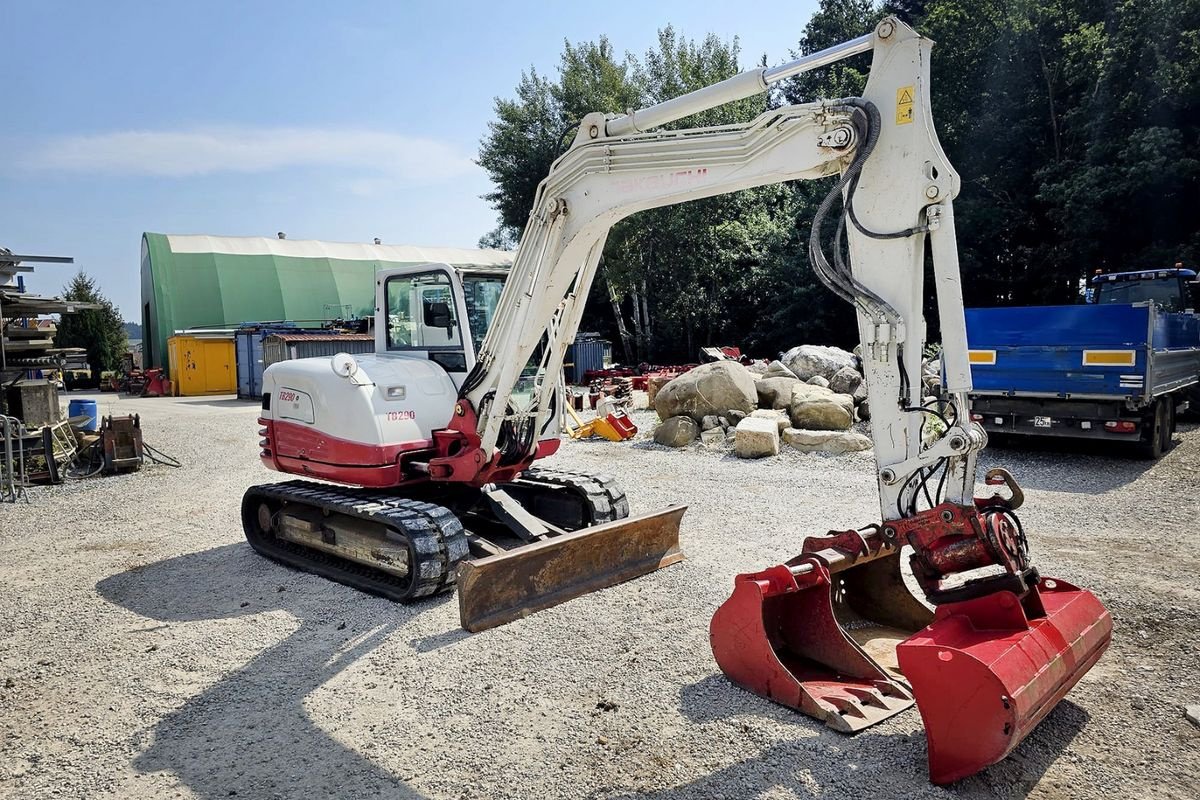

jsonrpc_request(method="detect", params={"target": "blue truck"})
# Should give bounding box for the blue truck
[964,267,1200,457]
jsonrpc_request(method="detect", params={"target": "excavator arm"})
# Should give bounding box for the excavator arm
[427,16,1110,785]
[429,17,973,519]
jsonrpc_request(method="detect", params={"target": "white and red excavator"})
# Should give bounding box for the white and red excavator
[242,17,1111,784]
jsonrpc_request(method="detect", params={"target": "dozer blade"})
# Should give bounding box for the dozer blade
[897,577,1112,784]
[457,505,685,632]
[710,557,918,732]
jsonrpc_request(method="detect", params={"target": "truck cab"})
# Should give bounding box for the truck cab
[1090,267,1197,312]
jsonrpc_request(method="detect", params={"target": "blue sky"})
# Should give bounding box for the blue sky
[3,0,821,319]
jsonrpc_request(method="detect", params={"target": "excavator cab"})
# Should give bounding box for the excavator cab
[245,259,685,632]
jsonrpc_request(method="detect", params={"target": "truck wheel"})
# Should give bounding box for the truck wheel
[1135,399,1165,459]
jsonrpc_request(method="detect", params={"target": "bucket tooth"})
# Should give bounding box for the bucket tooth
[896,577,1112,784]
[457,505,685,632]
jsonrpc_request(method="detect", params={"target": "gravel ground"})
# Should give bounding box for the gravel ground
[1,393,1198,800]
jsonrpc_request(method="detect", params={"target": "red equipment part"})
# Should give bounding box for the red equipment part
[897,578,1111,784]
[708,471,1112,784]
[141,368,171,398]
[602,410,637,440]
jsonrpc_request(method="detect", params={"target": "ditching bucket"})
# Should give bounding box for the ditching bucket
[457,505,685,632]
[897,576,1112,784]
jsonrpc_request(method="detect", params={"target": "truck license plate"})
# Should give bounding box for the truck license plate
[1033,416,1052,428]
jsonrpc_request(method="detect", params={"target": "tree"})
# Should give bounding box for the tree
[54,272,127,381]
[476,0,1200,359]
[478,28,804,361]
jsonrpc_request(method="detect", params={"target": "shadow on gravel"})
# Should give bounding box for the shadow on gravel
[175,397,261,409]
[97,543,439,800]
[978,435,1169,493]
[667,675,1088,799]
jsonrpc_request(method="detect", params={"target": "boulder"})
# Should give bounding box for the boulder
[653,362,757,423]
[788,384,853,431]
[762,361,798,380]
[701,415,722,431]
[783,428,873,454]
[751,408,791,434]
[857,398,871,421]
[700,428,725,446]
[646,374,674,405]
[653,415,699,447]
[745,360,769,376]
[756,377,801,410]
[734,417,780,459]
[806,375,830,388]
[829,366,863,395]
[852,382,869,405]
[780,344,856,382]
[728,409,747,423]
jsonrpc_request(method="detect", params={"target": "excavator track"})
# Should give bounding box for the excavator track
[508,467,631,528]
[242,479,469,601]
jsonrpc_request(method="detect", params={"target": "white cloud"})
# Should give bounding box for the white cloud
[21,126,477,182]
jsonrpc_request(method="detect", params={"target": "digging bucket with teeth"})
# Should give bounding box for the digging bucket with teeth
[710,504,1111,784]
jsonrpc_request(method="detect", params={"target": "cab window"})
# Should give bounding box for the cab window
[385,271,463,350]
[1095,277,1185,312]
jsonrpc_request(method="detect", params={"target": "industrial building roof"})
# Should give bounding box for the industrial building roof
[140,232,514,370]
[164,234,516,267]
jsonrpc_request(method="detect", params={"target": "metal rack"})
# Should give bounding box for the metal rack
[1,414,29,503]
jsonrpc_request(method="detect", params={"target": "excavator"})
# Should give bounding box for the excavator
[242,17,1111,784]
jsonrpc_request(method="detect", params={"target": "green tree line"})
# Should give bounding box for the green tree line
[478,0,1200,362]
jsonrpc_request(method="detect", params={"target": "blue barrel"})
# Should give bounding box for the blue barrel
[69,398,99,431]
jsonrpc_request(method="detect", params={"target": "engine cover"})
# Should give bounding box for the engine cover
[258,353,457,486]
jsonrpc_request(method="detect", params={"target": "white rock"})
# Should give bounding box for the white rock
[829,366,863,395]
[788,384,854,431]
[653,361,757,422]
[750,408,790,433]
[700,428,725,446]
[734,417,780,459]
[1186,705,1200,728]
[781,344,856,382]
[806,375,830,389]
[762,361,798,379]
[782,428,872,454]
[700,415,721,431]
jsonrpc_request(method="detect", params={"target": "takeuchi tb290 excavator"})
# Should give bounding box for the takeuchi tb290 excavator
[243,16,1111,783]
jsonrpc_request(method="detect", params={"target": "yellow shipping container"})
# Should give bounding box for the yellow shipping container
[167,335,236,396]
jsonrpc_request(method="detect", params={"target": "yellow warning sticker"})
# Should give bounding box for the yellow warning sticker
[896,85,915,125]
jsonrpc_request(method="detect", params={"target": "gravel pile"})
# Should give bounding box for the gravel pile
[1,394,1197,799]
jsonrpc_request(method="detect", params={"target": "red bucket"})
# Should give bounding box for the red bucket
[896,577,1112,784]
